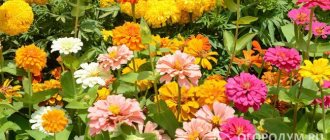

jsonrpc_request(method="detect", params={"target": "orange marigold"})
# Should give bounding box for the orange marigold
[15,44,47,75]
[112,22,146,51]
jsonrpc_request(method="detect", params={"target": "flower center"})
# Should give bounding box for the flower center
[173,60,183,70]
[41,109,69,133]
[277,52,287,59]
[236,126,244,135]
[315,27,323,35]
[61,41,74,50]
[188,131,200,140]
[211,116,222,125]
[108,104,120,115]
[297,13,307,22]
[108,51,118,58]
[90,71,99,77]
[242,82,251,89]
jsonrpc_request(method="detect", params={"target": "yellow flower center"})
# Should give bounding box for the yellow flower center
[90,71,99,77]
[243,82,251,89]
[236,126,244,135]
[188,131,200,140]
[173,60,183,70]
[41,109,69,133]
[211,116,221,125]
[108,51,117,58]
[60,41,74,50]
[297,13,307,22]
[108,105,120,115]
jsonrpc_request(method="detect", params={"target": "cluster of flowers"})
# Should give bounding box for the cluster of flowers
[288,0,330,38]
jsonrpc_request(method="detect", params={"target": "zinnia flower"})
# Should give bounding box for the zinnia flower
[96,87,110,100]
[264,46,301,71]
[112,22,145,51]
[297,0,330,11]
[156,51,201,88]
[226,73,268,112]
[184,34,218,70]
[0,79,21,103]
[299,58,330,84]
[288,7,313,25]
[29,106,71,135]
[195,101,235,126]
[156,82,199,121]
[51,37,83,55]
[312,80,330,108]
[233,50,263,68]
[195,79,229,106]
[138,121,171,140]
[101,29,112,41]
[97,45,133,70]
[0,0,34,36]
[220,117,256,140]
[15,44,47,75]
[175,118,220,140]
[74,62,111,89]
[87,94,145,136]
[305,21,330,39]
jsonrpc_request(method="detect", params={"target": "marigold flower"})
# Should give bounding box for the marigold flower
[226,73,268,112]
[97,45,133,70]
[305,21,330,39]
[99,0,115,7]
[0,79,21,103]
[120,0,147,18]
[101,29,113,41]
[220,117,256,140]
[264,46,301,72]
[87,94,145,136]
[156,82,199,121]
[25,0,48,5]
[299,58,330,84]
[288,7,313,25]
[15,44,47,75]
[96,87,110,100]
[112,22,145,51]
[0,0,34,36]
[30,106,71,135]
[156,51,201,88]
[297,0,330,11]
[175,118,220,140]
[51,37,83,55]
[138,121,171,140]
[117,0,138,4]
[195,101,235,127]
[195,79,229,106]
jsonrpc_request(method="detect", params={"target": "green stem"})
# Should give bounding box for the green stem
[74,0,81,38]
[292,78,304,140]
[226,0,240,78]
[148,45,160,112]
[309,104,317,131]
[27,71,33,117]
[131,3,136,23]
[319,85,326,139]
[132,52,138,94]
[176,83,181,121]
[0,43,4,83]
[54,133,56,140]
[71,70,77,98]
[257,58,265,79]
[304,8,315,60]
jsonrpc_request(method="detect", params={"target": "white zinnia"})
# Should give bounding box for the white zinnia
[51,37,83,55]
[74,62,108,89]
[29,106,71,135]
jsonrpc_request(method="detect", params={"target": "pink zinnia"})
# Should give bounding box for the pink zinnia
[305,21,330,39]
[87,95,145,136]
[156,51,202,88]
[264,46,301,71]
[175,118,220,140]
[297,0,330,11]
[288,7,313,25]
[97,45,134,70]
[195,101,235,127]
[225,73,267,112]
[312,80,330,108]
[138,121,171,140]
[220,117,256,140]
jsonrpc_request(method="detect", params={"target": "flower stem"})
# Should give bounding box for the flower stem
[304,8,314,60]
[292,78,304,139]
[0,42,4,83]
[54,133,56,140]
[226,0,240,78]
[131,3,136,23]
[132,52,139,94]
[319,85,326,139]
[309,104,317,131]
[74,0,81,38]
[27,71,33,117]
[148,45,160,112]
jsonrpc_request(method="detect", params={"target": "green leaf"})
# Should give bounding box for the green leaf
[224,0,237,12]
[281,23,295,43]
[264,118,292,135]
[296,115,308,133]
[137,71,154,81]
[0,60,25,76]
[147,101,179,138]
[62,55,80,71]
[0,121,21,132]
[56,125,73,140]
[19,89,59,104]
[235,33,257,53]
[223,30,234,53]
[140,18,153,44]
[309,43,330,57]
[317,115,330,133]
[65,100,89,109]
[233,16,258,25]
[60,71,76,98]
[79,48,100,63]
[251,104,280,120]
[120,72,139,84]
[26,130,51,140]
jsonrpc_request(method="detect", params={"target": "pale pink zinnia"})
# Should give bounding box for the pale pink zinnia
[195,101,235,127]
[87,95,145,136]
[220,117,256,140]
[97,44,134,70]
[288,7,313,25]
[175,118,220,140]
[225,73,267,112]
[305,21,330,39]
[138,121,171,140]
[156,51,201,88]
[264,46,301,71]
[297,0,330,11]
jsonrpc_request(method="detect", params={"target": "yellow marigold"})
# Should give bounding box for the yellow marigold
[144,0,181,28]
[206,74,223,81]
[184,34,218,70]
[25,0,48,5]
[120,0,147,18]
[195,79,229,106]
[202,0,216,12]
[299,58,330,84]
[177,10,201,24]
[0,79,21,103]
[15,44,47,75]
[112,22,146,51]
[97,87,110,100]
[0,0,34,36]
[156,82,199,121]
[101,29,112,41]
[99,0,115,7]
[176,0,203,13]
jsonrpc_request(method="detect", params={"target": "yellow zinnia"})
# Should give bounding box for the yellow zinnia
[101,29,112,41]
[0,79,21,103]
[299,58,330,84]
[0,0,34,36]
[97,87,110,100]
[15,44,47,75]
[156,82,199,121]
[195,79,229,106]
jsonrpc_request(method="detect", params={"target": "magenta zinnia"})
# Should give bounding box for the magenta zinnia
[297,0,330,11]
[225,73,267,112]
[264,46,301,72]
[288,7,313,25]
[305,21,330,39]
[220,117,256,140]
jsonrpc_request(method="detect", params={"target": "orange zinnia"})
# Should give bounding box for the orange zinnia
[112,22,146,51]
[233,50,263,68]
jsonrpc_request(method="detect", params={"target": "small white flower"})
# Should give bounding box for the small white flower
[74,62,110,89]
[51,37,83,55]
[29,106,71,135]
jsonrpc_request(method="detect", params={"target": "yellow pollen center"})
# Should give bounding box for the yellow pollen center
[108,105,120,115]
[211,116,221,125]
[236,127,244,135]
[243,82,251,89]
[90,71,99,77]
[188,131,200,140]
[173,60,183,70]
[108,51,117,58]
[316,28,323,35]
[297,13,307,22]
[41,109,69,133]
